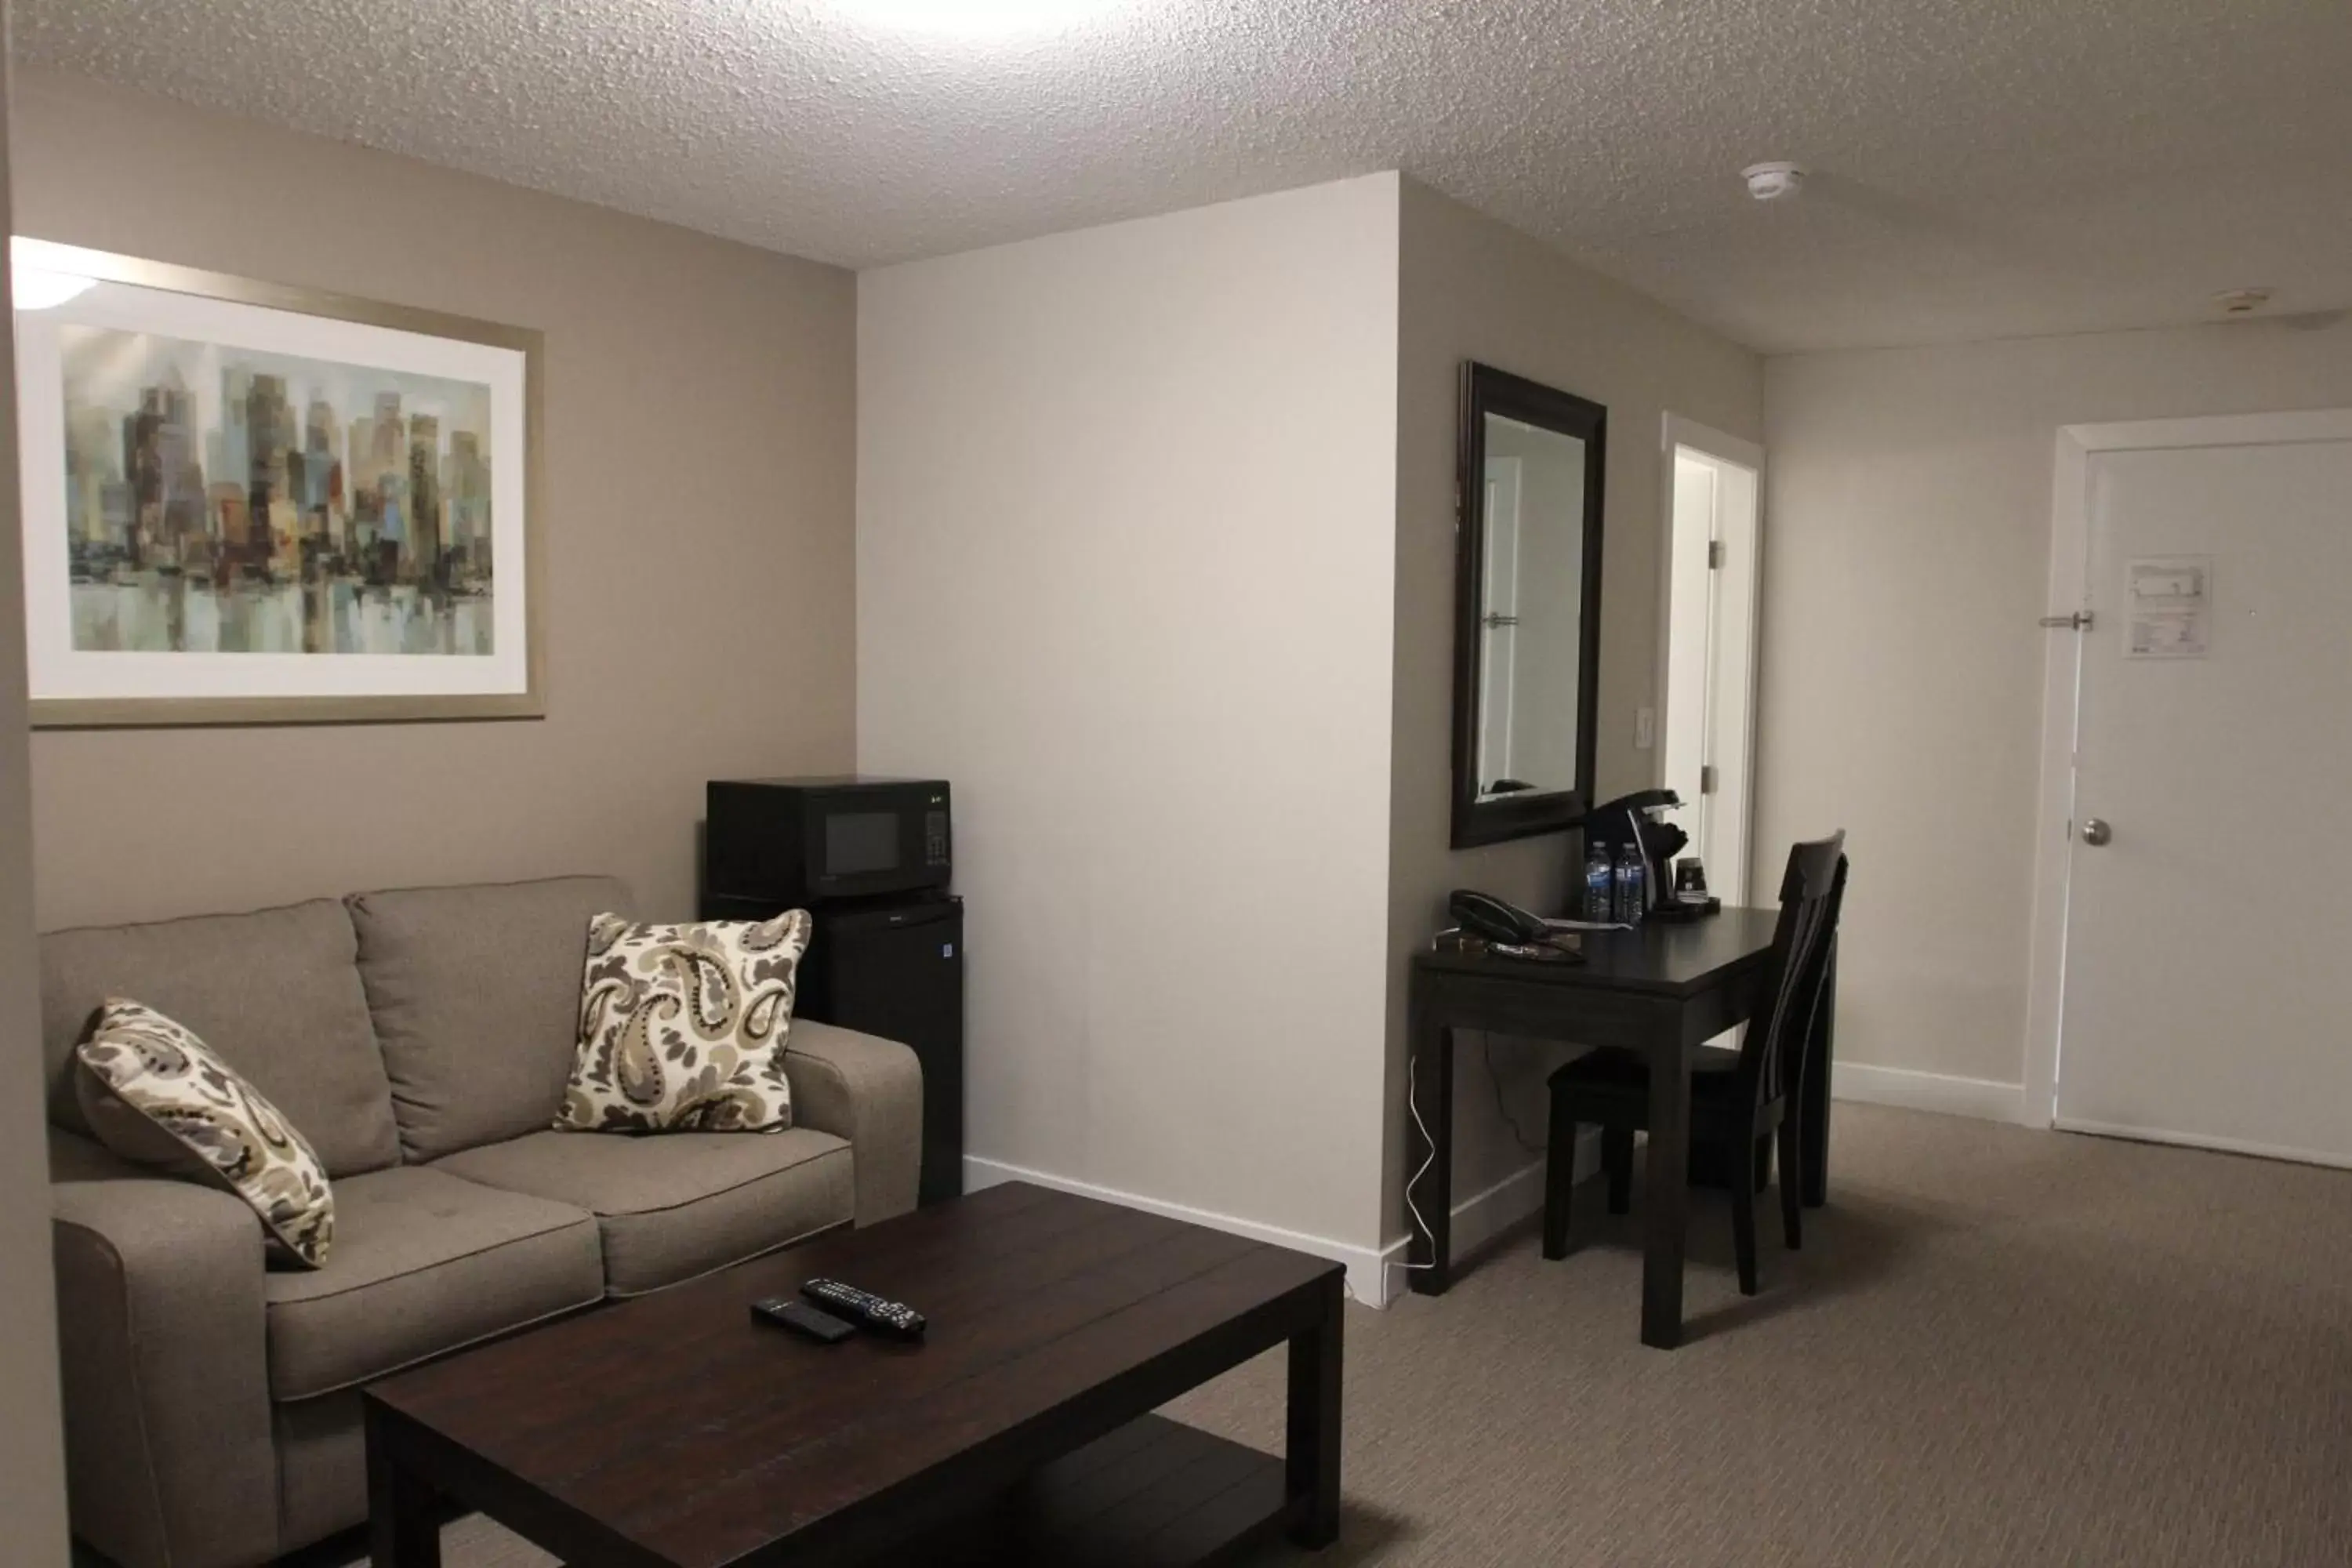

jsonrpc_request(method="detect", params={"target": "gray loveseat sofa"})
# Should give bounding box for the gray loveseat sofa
[41,875,923,1568]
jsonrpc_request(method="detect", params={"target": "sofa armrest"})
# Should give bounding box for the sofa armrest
[50,1133,277,1568]
[784,1020,923,1226]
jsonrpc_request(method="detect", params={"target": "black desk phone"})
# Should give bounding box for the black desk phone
[1446,890,1583,962]
[1449,889,1547,944]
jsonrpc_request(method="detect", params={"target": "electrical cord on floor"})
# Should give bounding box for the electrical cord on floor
[1403,1036,1548,1272]
[1479,1033,1548,1156]
[1400,1061,1438,1271]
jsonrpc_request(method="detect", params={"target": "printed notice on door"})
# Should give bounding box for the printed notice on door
[2125,555,2212,659]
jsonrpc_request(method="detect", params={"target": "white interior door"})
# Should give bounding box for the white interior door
[2055,419,2352,1165]
[1660,420,1762,903]
[1662,455,1718,842]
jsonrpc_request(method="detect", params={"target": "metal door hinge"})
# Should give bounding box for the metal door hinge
[2040,611,2094,631]
[1708,540,1726,569]
[1700,764,1719,796]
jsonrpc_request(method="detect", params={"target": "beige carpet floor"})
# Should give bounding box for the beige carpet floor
[325,1104,2352,1567]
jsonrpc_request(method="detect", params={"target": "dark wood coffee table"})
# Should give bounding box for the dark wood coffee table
[363,1181,1344,1567]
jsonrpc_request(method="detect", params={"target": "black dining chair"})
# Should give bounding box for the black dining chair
[1541,833,1848,1296]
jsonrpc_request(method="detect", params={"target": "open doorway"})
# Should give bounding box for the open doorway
[1659,416,1763,904]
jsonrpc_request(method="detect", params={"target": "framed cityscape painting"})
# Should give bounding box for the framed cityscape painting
[11,238,543,727]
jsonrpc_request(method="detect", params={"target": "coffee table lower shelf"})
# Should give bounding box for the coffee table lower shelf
[906,1414,1297,1568]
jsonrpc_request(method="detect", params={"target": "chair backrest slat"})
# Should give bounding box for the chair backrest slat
[1738,833,1849,1112]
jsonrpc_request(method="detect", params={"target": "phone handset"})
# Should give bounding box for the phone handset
[1447,889,1550,946]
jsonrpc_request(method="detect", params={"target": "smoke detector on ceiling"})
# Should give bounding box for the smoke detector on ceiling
[2212,287,2274,316]
[1742,162,1808,201]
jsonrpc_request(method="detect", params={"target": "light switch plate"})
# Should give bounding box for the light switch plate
[1635,706,1657,750]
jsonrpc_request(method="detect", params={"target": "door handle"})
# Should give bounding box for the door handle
[2080,818,2112,847]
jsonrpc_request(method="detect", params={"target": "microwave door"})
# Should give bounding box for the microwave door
[808,789,948,899]
[822,808,904,884]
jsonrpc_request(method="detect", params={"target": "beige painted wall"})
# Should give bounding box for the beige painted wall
[1385,180,1765,1238]
[0,38,76,1565]
[858,175,1403,1251]
[15,72,858,930]
[1758,314,2352,1091]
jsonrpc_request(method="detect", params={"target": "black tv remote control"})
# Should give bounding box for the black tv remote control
[752,1297,856,1344]
[801,1278,926,1340]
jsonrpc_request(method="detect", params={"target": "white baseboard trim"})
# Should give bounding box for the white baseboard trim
[965,1133,1602,1312]
[2053,1118,2352,1172]
[1833,1062,2031,1125]
[962,1156,1394,1308]
[1374,1126,1601,1307]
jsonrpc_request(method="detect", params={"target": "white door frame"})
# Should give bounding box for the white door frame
[2023,408,2352,1131]
[1657,413,1766,896]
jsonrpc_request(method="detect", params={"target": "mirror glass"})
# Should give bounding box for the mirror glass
[1474,412,1588,801]
[1451,363,1606,848]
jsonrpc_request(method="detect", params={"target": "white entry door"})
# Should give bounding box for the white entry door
[2051,413,2352,1165]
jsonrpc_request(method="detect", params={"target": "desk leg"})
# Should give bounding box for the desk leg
[367,1409,442,1568]
[1641,1029,1692,1349]
[1405,1012,1455,1297]
[1801,941,1838,1209]
[1286,1272,1344,1548]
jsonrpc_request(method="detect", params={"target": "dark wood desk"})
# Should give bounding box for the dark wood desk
[1404,909,1836,1348]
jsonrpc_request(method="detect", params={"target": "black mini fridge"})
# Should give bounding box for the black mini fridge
[794,895,965,1207]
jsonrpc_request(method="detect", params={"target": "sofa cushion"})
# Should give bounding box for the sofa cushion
[436,1127,851,1298]
[77,999,338,1268]
[42,900,400,1178]
[262,1166,602,1400]
[347,876,635,1163]
[557,909,811,1134]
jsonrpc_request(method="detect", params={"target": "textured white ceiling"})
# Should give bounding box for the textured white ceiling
[20,0,2352,352]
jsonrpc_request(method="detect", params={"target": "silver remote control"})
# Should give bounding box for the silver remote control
[800,1277,926,1340]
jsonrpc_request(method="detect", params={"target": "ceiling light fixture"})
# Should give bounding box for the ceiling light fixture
[1741,162,1808,201]
[13,267,98,311]
[826,0,1135,38]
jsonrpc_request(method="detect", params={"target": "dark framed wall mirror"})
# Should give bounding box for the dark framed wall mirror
[1451,362,1607,848]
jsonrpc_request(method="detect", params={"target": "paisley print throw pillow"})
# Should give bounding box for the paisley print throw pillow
[74,999,336,1269]
[557,909,813,1134]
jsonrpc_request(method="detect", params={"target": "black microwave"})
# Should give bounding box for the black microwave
[706,776,952,906]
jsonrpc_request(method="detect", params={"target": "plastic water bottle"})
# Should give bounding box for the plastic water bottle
[1614,844,1647,924]
[1585,840,1615,922]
